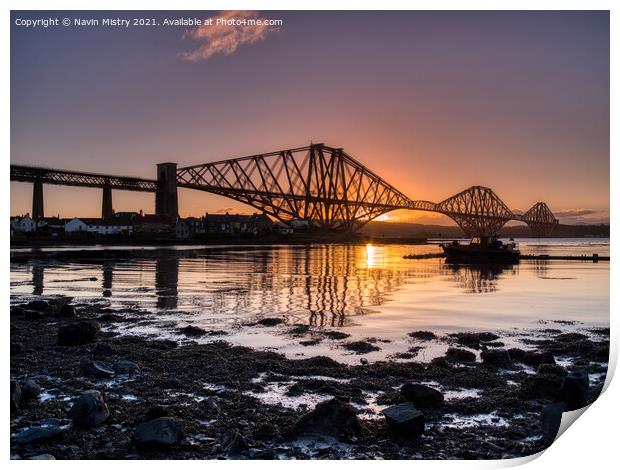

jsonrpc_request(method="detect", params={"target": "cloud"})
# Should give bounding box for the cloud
[179,11,280,61]
[554,209,598,217]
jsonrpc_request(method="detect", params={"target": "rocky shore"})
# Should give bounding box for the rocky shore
[10,297,609,460]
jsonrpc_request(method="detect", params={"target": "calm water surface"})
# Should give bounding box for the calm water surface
[10,239,609,363]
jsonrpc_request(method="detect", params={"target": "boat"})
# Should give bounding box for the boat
[441,236,520,263]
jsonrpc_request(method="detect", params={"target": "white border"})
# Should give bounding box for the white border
[3,1,616,468]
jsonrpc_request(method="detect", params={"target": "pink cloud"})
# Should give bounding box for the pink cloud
[180,11,280,61]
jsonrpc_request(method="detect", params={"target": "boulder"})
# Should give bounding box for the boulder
[400,383,444,408]
[537,364,567,377]
[81,360,115,378]
[257,318,285,326]
[522,351,556,367]
[23,300,50,312]
[178,325,207,337]
[69,390,109,426]
[224,432,249,457]
[342,340,381,354]
[30,454,56,460]
[541,402,568,445]
[293,398,361,440]
[449,332,499,349]
[519,372,564,399]
[57,320,101,346]
[113,360,140,375]
[10,380,21,410]
[445,347,476,364]
[556,370,589,411]
[58,304,77,318]
[10,306,25,317]
[408,331,437,341]
[480,349,512,368]
[382,402,425,438]
[133,417,184,448]
[24,310,46,320]
[13,426,64,445]
[20,380,41,401]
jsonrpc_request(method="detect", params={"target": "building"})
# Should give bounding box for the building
[202,213,273,236]
[64,218,133,235]
[133,214,175,234]
[10,215,37,233]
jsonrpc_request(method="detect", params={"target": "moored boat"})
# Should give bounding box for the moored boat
[441,237,520,263]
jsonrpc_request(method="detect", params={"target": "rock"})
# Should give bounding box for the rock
[57,320,101,346]
[445,347,476,363]
[541,402,568,445]
[520,372,564,399]
[480,349,512,367]
[113,360,140,375]
[342,340,380,354]
[11,380,21,410]
[556,370,589,411]
[13,426,64,445]
[401,383,444,408]
[20,380,41,401]
[360,358,369,365]
[10,306,25,317]
[225,432,249,457]
[133,417,184,448]
[24,310,46,320]
[449,332,500,349]
[522,351,556,367]
[257,318,285,326]
[69,390,110,426]
[30,454,56,460]
[382,402,425,439]
[294,398,361,440]
[23,300,49,312]
[81,360,115,378]
[408,331,437,341]
[98,313,125,322]
[322,330,351,340]
[537,364,567,377]
[178,325,207,337]
[92,343,114,357]
[58,304,77,318]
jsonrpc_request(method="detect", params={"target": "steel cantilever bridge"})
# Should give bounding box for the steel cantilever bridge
[10,143,559,237]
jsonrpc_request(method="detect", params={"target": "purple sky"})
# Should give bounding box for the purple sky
[10,10,609,224]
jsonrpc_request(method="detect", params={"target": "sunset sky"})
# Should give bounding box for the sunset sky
[10,11,609,224]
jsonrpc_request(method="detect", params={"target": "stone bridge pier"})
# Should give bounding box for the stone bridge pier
[155,163,178,220]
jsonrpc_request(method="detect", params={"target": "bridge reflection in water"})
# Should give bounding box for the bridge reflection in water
[15,244,529,327]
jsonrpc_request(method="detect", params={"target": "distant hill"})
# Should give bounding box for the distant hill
[360,221,610,239]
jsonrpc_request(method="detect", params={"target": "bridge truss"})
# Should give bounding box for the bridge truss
[11,144,559,237]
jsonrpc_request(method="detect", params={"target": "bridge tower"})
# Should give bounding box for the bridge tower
[102,184,114,219]
[32,180,44,219]
[155,163,178,220]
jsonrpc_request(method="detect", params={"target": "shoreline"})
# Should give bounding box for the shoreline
[10,296,609,460]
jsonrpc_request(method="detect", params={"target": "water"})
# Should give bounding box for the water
[10,238,609,364]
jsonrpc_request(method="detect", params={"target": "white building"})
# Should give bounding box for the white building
[64,218,133,235]
[10,215,37,233]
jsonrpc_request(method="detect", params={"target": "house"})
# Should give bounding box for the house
[175,217,205,239]
[36,217,65,237]
[10,215,37,233]
[64,218,133,235]
[202,213,273,236]
[133,214,175,234]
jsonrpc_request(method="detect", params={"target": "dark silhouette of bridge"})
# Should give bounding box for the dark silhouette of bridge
[10,143,559,237]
